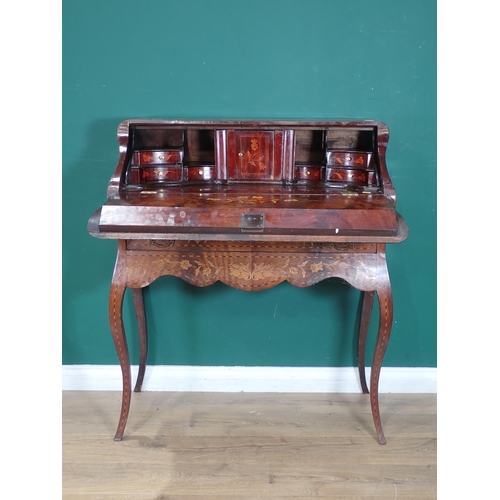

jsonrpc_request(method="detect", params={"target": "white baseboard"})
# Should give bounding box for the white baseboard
[62,365,436,393]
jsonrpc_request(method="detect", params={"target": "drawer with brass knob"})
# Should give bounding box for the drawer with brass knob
[135,165,183,183]
[294,166,324,182]
[326,150,372,168]
[325,167,376,185]
[183,165,216,182]
[133,149,183,165]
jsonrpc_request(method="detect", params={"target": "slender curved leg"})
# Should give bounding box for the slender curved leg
[370,282,393,445]
[357,290,375,394]
[109,240,131,441]
[132,287,148,393]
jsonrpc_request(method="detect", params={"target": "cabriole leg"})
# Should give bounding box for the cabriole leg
[109,282,130,441]
[132,287,148,392]
[108,240,131,441]
[370,282,393,445]
[357,290,375,394]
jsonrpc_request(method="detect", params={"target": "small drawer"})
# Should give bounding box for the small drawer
[325,167,376,185]
[138,165,183,183]
[183,165,216,182]
[326,150,372,168]
[133,149,183,165]
[295,166,323,181]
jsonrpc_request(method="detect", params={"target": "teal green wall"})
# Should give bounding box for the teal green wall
[63,0,436,367]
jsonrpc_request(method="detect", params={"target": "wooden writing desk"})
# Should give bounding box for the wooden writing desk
[88,119,408,444]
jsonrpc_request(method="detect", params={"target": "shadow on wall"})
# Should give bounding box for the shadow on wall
[62,118,128,364]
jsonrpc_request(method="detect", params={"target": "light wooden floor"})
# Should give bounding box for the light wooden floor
[62,391,436,499]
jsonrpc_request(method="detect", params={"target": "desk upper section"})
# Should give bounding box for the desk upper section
[91,119,407,241]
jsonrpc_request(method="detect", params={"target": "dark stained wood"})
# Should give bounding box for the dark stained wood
[88,119,408,444]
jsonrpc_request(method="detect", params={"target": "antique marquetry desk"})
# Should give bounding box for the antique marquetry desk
[88,119,408,444]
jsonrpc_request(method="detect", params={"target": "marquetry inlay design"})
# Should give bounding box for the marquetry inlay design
[331,242,355,251]
[123,251,381,291]
[149,239,176,247]
[334,155,366,165]
[242,138,267,173]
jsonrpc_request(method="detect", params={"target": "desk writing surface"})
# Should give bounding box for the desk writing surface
[97,184,400,237]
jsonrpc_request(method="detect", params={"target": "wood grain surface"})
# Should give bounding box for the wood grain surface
[62,391,436,499]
